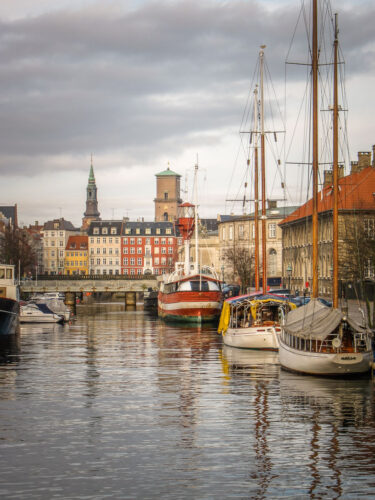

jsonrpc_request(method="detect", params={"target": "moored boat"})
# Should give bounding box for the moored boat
[20,302,64,323]
[0,264,19,335]
[218,293,296,350]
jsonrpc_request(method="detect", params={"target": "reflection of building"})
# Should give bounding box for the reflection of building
[154,166,182,222]
[218,202,298,285]
[65,235,88,275]
[82,158,101,231]
[280,148,375,295]
[42,218,78,275]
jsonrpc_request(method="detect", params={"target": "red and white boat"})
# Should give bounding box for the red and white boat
[158,164,223,323]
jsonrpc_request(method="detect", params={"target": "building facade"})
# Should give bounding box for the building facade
[65,235,89,275]
[154,166,182,222]
[88,221,122,275]
[42,218,78,274]
[280,148,375,296]
[121,221,181,275]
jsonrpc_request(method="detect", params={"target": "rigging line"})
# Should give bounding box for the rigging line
[285,0,306,63]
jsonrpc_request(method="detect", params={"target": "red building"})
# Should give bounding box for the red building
[121,221,181,275]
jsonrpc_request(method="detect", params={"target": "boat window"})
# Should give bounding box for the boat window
[0,268,5,279]
[178,281,191,291]
[208,281,220,291]
[191,281,209,292]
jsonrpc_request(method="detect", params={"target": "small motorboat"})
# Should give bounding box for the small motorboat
[20,302,64,323]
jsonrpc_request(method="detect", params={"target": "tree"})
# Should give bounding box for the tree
[223,246,254,293]
[0,225,37,279]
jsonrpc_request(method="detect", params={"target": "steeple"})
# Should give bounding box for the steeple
[82,155,101,231]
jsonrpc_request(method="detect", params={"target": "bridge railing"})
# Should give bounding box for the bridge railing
[28,274,158,281]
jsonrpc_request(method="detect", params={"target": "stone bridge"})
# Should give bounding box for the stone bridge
[20,275,158,294]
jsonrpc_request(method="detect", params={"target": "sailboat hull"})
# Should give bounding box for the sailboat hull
[279,340,372,376]
[222,326,280,350]
[158,290,222,323]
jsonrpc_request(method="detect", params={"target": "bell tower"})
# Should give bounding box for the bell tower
[154,165,182,222]
[82,155,101,231]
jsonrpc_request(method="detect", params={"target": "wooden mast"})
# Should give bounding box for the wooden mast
[260,45,267,294]
[312,0,319,298]
[254,86,260,291]
[332,13,339,309]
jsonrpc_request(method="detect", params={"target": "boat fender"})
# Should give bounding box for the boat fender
[332,337,341,348]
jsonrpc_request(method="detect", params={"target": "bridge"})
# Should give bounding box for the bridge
[20,274,158,293]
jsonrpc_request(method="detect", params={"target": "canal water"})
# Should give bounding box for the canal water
[0,302,374,499]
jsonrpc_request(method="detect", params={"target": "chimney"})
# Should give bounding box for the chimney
[267,200,277,209]
[323,170,333,188]
[358,151,371,170]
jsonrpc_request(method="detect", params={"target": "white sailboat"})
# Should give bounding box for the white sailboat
[279,1,373,376]
[218,47,295,350]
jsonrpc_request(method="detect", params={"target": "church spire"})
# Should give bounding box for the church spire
[82,155,100,231]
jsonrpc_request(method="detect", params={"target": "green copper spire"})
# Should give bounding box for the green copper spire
[88,153,95,184]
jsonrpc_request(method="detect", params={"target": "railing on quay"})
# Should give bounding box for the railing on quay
[29,274,158,281]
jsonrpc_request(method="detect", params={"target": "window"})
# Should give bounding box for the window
[238,225,244,239]
[130,238,135,245]
[123,238,128,244]
[130,247,135,254]
[125,228,131,235]
[130,258,135,265]
[109,238,112,244]
[145,228,151,235]
[111,227,117,235]
[51,231,55,236]
[134,228,140,235]
[161,257,166,265]
[90,259,94,265]
[222,227,226,240]
[154,238,159,245]
[123,248,128,254]
[154,247,159,254]
[229,226,233,240]
[156,228,161,235]
[137,258,142,265]
[97,248,100,254]
[103,258,106,265]
[161,247,166,254]
[146,238,150,245]
[59,231,63,237]
[252,224,255,239]
[166,228,172,235]
[96,258,100,265]
[93,228,99,234]
[97,238,100,243]
[115,238,119,244]
[51,241,55,246]
[164,191,168,200]
[168,247,173,254]
[168,238,173,244]
[103,248,106,254]
[51,251,55,257]
[90,238,94,244]
[268,223,276,239]
[137,248,142,254]
[137,269,142,275]
[154,257,159,265]
[123,269,128,275]
[102,238,106,244]
[137,238,142,245]
[102,227,108,234]
[168,257,173,265]
[178,238,182,245]
[109,248,112,255]
[130,269,135,275]
[161,238,166,245]
[364,219,375,238]
[268,248,277,276]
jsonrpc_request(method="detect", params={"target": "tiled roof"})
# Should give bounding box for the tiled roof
[66,235,88,250]
[280,166,375,226]
[43,218,77,231]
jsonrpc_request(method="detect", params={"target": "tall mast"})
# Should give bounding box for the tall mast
[194,162,199,273]
[253,86,260,291]
[332,13,339,308]
[312,0,319,298]
[260,45,267,294]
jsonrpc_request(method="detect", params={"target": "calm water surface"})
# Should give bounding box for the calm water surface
[0,302,374,499]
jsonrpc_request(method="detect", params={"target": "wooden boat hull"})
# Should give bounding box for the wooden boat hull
[0,297,20,335]
[279,340,373,376]
[222,326,280,351]
[158,290,222,323]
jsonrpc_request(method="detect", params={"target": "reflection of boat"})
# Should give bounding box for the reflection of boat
[158,164,222,323]
[34,298,71,322]
[218,293,296,350]
[0,264,20,335]
[20,302,64,323]
[222,344,279,378]
[279,1,373,376]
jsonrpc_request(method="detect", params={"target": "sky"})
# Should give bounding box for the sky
[0,0,374,228]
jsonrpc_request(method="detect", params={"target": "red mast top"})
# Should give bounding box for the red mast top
[176,202,195,241]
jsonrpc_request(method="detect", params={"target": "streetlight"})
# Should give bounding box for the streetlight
[286,264,292,292]
[221,264,225,284]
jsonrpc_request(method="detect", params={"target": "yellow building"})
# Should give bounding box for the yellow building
[65,235,88,275]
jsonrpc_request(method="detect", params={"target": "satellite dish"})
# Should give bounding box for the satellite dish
[332,337,341,348]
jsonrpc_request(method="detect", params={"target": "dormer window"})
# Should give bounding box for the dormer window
[93,228,99,234]
[111,227,117,235]
[136,228,140,235]
[102,227,108,234]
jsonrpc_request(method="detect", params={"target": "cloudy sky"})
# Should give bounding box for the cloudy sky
[1,0,374,227]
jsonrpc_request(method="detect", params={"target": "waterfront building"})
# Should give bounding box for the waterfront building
[88,220,122,275]
[154,166,182,223]
[42,218,79,275]
[218,202,298,286]
[121,220,181,275]
[0,204,18,230]
[82,157,101,231]
[65,235,89,275]
[23,221,44,275]
[280,147,375,296]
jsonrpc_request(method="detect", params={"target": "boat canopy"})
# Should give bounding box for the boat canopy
[283,298,342,340]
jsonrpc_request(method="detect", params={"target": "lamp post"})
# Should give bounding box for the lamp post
[286,264,292,292]
[221,264,225,283]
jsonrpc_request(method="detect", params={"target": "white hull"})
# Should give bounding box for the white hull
[279,340,373,376]
[20,314,62,324]
[222,326,280,350]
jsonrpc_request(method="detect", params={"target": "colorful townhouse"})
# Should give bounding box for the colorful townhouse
[88,220,122,275]
[65,235,89,275]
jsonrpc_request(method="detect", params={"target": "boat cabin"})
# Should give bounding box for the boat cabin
[0,264,18,301]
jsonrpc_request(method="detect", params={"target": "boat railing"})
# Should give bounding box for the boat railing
[281,330,371,354]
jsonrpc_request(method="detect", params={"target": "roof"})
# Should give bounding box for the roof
[280,165,375,226]
[218,206,300,224]
[43,218,77,231]
[66,235,88,250]
[200,218,219,232]
[122,220,181,237]
[155,167,181,177]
